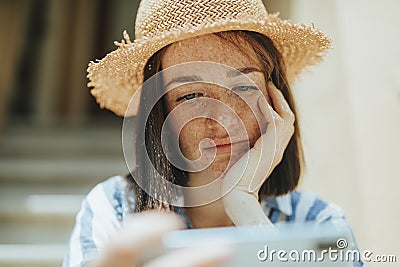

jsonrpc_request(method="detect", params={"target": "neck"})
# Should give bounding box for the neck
[184,200,235,229]
[184,171,235,229]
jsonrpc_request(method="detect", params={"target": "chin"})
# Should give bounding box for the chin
[204,152,243,177]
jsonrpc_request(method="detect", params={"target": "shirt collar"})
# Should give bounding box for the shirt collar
[263,193,293,216]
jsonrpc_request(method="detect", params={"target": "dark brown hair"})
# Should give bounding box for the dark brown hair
[126,30,304,212]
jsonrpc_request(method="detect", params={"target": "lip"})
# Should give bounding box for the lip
[202,137,242,147]
[202,140,249,155]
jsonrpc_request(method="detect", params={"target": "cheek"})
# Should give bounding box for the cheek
[178,120,206,155]
[234,95,267,146]
[179,123,195,148]
[242,109,262,146]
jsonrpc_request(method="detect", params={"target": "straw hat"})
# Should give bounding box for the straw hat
[87,0,332,117]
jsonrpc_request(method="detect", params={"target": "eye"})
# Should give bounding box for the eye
[232,85,259,92]
[176,92,204,102]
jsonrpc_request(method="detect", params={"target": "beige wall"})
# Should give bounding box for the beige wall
[286,0,400,263]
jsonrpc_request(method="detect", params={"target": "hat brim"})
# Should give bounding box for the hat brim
[87,13,332,117]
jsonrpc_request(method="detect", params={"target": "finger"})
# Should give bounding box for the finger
[221,96,274,189]
[222,119,275,192]
[258,93,284,132]
[267,82,295,125]
[257,94,273,124]
[245,97,278,192]
[92,212,185,267]
[144,246,233,267]
[267,83,295,165]
[274,124,295,164]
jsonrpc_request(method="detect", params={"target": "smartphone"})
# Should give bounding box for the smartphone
[137,221,357,266]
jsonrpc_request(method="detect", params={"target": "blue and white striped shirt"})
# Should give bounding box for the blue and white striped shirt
[63,175,363,266]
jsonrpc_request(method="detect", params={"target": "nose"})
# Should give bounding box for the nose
[205,113,230,132]
[204,89,241,137]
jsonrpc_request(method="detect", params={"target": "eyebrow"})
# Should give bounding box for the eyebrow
[226,67,263,78]
[164,67,262,89]
[165,75,202,89]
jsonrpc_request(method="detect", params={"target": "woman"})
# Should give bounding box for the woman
[64,0,362,266]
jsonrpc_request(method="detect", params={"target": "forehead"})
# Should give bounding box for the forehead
[161,33,261,75]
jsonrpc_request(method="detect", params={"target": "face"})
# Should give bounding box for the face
[161,33,271,185]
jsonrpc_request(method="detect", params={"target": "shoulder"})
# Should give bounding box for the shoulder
[74,175,132,238]
[263,189,345,223]
[84,175,136,221]
[63,175,135,266]
[263,190,363,266]
[289,190,345,222]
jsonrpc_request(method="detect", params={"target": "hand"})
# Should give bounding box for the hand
[222,82,295,226]
[90,212,233,267]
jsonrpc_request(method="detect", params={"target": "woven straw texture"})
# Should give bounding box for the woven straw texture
[88,0,332,116]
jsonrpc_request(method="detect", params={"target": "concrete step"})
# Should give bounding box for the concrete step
[0,132,123,159]
[0,123,124,158]
[0,244,66,267]
[0,186,84,244]
[0,124,131,266]
[0,190,85,218]
[0,172,128,244]
[0,157,128,182]
[0,216,76,245]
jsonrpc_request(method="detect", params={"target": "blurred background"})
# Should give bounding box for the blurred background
[0,0,399,266]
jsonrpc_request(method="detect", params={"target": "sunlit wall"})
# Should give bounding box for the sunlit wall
[285,0,400,263]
